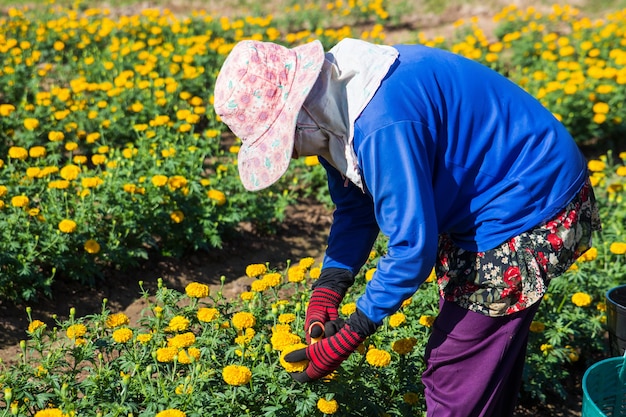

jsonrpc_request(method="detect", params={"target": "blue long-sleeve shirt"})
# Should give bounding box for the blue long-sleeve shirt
[321,44,588,324]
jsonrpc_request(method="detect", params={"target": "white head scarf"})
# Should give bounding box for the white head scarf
[294,38,399,191]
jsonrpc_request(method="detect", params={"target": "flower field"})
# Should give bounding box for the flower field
[0,0,626,415]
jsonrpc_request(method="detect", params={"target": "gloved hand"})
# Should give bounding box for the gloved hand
[284,309,378,382]
[305,268,354,343]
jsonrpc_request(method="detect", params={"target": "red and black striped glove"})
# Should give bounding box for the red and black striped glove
[285,309,378,382]
[305,268,354,343]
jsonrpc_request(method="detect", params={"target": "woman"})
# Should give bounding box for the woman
[213,38,601,416]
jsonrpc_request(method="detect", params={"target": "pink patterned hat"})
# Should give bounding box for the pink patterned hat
[213,40,325,191]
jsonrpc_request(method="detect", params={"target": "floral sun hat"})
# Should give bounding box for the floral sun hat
[213,40,325,191]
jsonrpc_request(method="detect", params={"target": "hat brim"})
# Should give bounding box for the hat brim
[237,40,325,191]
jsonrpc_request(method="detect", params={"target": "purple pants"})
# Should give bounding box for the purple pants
[422,298,540,417]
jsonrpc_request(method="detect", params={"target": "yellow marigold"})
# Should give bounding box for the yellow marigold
[616,166,626,177]
[168,315,190,332]
[222,364,252,386]
[60,164,81,180]
[317,398,339,414]
[169,210,184,223]
[280,343,309,372]
[401,392,419,406]
[271,329,301,351]
[34,408,65,417]
[540,343,553,353]
[66,323,87,339]
[207,189,226,205]
[106,312,130,328]
[168,332,196,348]
[8,146,28,160]
[48,131,65,141]
[341,303,357,316]
[529,321,545,333]
[151,174,168,187]
[197,307,219,322]
[401,297,412,308]
[288,266,306,283]
[263,272,282,287]
[587,159,606,172]
[155,409,186,417]
[392,337,417,355]
[246,263,267,277]
[185,282,209,298]
[0,186,7,198]
[426,268,437,283]
[365,268,376,282]
[578,247,598,262]
[178,347,201,364]
[23,117,39,130]
[232,312,256,330]
[156,346,178,362]
[58,219,77,233]
[572,292,592,307]
[310,267,321,279]
[251,279,270,292]
[11,195,29,207]
[592,102,610,114]
[112,328,133,343]
[29,146,46,158]
[419,315,436,327]
[0,103,16,116]
[597,302,607,312]
[388,312,406,328]
[28,320,46,333]
[278,313,296,324]
[299,257,316,269]
[240,291,254,301]
[84,239,101,254]
[137,333,153,343]
[366,348,391,367]
[610,242,626,255]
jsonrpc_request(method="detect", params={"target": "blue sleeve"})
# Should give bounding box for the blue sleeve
[320,158,380,276]
[354,122,439,324]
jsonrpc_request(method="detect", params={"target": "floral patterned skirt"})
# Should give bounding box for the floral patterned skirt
[436,179,602,317]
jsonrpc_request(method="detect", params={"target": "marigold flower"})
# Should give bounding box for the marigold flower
[366,348,391,367]
[207,189,226,205]
[84,239,101,254]
[299,257,316,269]
[137,333,153,344]
[155,409,186,417]
[610,242,626,255]
[58,219,77,233]
[419,315,436,327]
[0,186,7,198]
[197,307,219,323]
[341,303,357,316]
[23,117,39,130]
[232,312,256,330]
[66,323,87,339]
[263,273,282,287]
[168,315,190,332]
[310,267,321,279]
[28,320,46,333]
[572,292,592,307]
[112,328,133,343]
[168,175,188,190]
[151,174,168,187]
[403,392,420,405]
[246,263,267,277]
[317,398,339,414]
[106,312,130,328]
[280,343,308,372]
[34,408,65,417]
[240,291,254,301]
[278,313,296,324]
[597,302,607,312]
[388,312,406,328]
[156,347,178,362]
[578,247,598,262]
[365,268,376,282]
[288,265,306,283]
[222,364,252,386]
[177,347,201,364]
[11,195,29,208]
[304,155,320,166]
[185,282,209,298]
[0,104,15,116]
[271,329,301,351]
[29,146,46,158]
[8,146,28,160]
[587,159,606,172]
[251,279,269,292]
[168,332,196,348]
[392,337,417,355]
[48,131,65,141]
[540,343,553,353]
[616,166,626,177]
[529,321,545,333]
[60,164,81,180]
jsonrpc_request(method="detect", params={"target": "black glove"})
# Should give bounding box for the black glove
[285,309,378,382]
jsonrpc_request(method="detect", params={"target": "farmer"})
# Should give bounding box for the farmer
[213,38,601,416]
